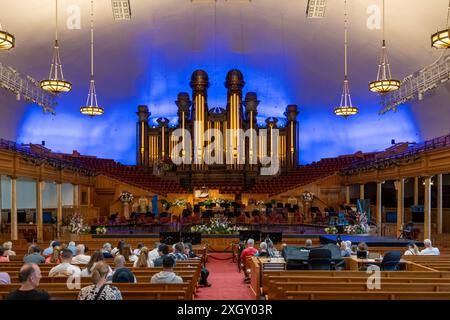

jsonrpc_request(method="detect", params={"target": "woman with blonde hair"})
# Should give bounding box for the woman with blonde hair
[45,246,61,264]
[133,246,154,268]
[78,262,122,300]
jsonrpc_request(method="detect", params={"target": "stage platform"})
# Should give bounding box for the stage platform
[320,235,423,247]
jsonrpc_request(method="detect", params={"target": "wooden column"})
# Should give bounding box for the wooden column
[10,177,18,241]
[57,183,63,239]
[359,184,365,200]
[376,182,382,236]
[424,177,432,240]
[345,185,350,204]
[413,177,419,206]
[396,178,404,238]
[36,180,44,242]
[437,174,443,235]
[87,186,91,207]
[73,184,79,207]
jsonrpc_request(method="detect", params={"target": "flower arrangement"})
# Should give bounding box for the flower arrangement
[324,226,338,234]
[344,211,370,234]
[190,217,248,234]
[173,199,187,207]
[95,226,107,235]
[119,191,134,203]
[302,191,314,202]
[68,213,90,234]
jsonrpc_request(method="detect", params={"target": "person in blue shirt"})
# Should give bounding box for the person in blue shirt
[43,241,60,256]
[67,241,77,256]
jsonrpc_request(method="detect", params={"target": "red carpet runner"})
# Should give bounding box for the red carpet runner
[194,253,254,300]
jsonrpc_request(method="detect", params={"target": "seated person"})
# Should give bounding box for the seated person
[0,246,10,263]
[255,242,271,258]
[2,241,16,257]
[45,246,61,264]
[304,239,313,250]
[6,264,50,300]
[350,245,358,255]
[404,242,420,255]
[340,242,351,257]
[101,243,114,259]
[24,245,45,265]
[133,242,145,256]
[420,239,440,255]
[150,256,183,284]
[48,249,81,277]
[184,243,211,287]
[43,241,58,256]
[170,243,188,261]
[107,255,136,283]
[356,242,369,259]
[134,247,154,268]
[154,244,170,267]
[81,251,112,278]
[240,239,258,282]
[78,262,122,300]
[0,272,11,284]
[67,241,77,256]
[72,244,91,265]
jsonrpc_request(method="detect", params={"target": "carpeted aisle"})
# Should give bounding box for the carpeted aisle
[194,253,255,300]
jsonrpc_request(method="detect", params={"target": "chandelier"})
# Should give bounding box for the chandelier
[80,0,104,116]
[334,0,358,117]
[369,0,400,93]
[0,23,15,50]
[40,0,72,93]
[431,0,450,48]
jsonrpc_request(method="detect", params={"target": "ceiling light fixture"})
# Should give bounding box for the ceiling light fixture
[369,0,400,93]
[431,0,450,49]
[41,0,72,93]
[80,0,104,117]
[334,0,358,117]
[0,23,15,50]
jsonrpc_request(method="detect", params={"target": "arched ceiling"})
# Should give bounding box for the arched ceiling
[0,0,449,164]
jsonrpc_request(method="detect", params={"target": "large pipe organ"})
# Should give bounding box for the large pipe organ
[136,69,299,171]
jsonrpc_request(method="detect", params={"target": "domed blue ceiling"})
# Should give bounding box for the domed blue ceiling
[1,0,448,165]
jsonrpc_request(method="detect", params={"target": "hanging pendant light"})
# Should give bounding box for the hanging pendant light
[80,0,104,116]
[369,0,400,93]
[431,0,450,48]
[0,23,15,50]
[41,0,72,93]
[334,0,358,117]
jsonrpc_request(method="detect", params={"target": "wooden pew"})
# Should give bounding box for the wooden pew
[283,291,450,300]
[0,283,193,300]
[268,282,450,299]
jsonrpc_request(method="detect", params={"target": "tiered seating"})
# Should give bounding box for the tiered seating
[67,156,186,196]
[250,155,365,195]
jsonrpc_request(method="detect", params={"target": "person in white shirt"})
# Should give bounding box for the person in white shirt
[148,242,160,262]
[2,241,16,257]
[48,249,81,277]
[404,243,420,255]
[72,244,91,265]
[420,239,440,255]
